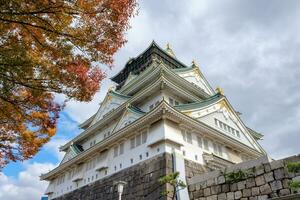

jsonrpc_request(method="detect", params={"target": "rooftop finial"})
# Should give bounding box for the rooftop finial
[165,42,176,58]
[192,59,199,68]
[108,85,115,92]
[215,87,224,95]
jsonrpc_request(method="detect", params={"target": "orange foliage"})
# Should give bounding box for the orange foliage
[0,0,137,168]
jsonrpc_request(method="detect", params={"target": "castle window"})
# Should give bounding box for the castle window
[186,131,192,144]
[114,166,117,171]
[139,154,142,160]
[181,130,186,142]
[203,138,209,151]
[130,158,133,164]
[215,118,240,138]
[182,130,192,144]
[146,152,149,157]
[119,143,124,155]
[120,163,122,169]
[142,131,147,144]
[197,136,203,148]
[195,155,198,160]
[236,130,240,138]
[130,137,135,149]
[175,101,179,105]
[169,98,174,105]
[96,174,98,179]
[157,148,160,152]
[213,143,223,156]
[114,146,118,157]
[136,134,141,146]
[183,150,186,156]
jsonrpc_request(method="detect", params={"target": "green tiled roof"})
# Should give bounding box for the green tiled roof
[247,127,264,140]
[128,105,145,115]
[110,90,131,99]
[174,93,223,111]
[172,67,194,73]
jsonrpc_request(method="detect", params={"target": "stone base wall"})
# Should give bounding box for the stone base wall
[188,154,300,200]
[54,153,173,200]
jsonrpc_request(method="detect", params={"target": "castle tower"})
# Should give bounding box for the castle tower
[41,41,265,200]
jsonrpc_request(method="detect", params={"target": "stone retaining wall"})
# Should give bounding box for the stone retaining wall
[188,155,300,200]
[54,153,173,200]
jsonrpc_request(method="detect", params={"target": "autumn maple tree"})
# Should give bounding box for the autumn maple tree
[0,0,137,168]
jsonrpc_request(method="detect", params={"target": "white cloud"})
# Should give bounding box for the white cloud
[0,162,56,200]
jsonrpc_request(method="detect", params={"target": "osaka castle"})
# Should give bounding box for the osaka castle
[41,41,266,200]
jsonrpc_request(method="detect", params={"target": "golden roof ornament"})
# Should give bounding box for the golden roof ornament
[165,43,176,58]
[215,87,224,95]
[192,59,199,68]
[108,85,115,92]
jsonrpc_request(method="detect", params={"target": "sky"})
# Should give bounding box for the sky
[1,1,300,199]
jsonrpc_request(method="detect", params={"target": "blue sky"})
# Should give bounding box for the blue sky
[2,112,80,177]
[1,1,300,200]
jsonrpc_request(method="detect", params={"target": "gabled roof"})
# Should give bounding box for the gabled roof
[111,41,188,86]
[173,63,215,95]
[174,93,223,111]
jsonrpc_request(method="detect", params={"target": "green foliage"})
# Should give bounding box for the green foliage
[159,172,186,199]
[288,180,300,192]
[287,162,300,173]
[225,170,248,184]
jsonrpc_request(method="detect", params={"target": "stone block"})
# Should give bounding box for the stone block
[217,176,225,184]
[194,189,204,198]
[270,180,283,191]
[282,179,289,189]
[227,192,235,200]
[230,183,238,192]
[246,178,256,188]
[279,188,290,196]
[242,188,251,197]
[252,187,260,196]
[189,184,196,192]
[270,160,284,170]
[259,184,272,195]
[217,193,226,200]
[207,179,215,187]
[255,165,265,176]
[263,172,274,183]
[249,197,258,200]
[222,184,230,193]
[274,168,286,180]
[255,175,265,186]
[257,195,268,200]
[211,185,221,195]
[237,180,246,190]
[207,195,217,200]
[234,191,242,199]
[241,198,248,200]
[264,163,271,173]
[204,188,211,197]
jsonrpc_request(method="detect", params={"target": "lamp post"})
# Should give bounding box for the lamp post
[113,181,127,200]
